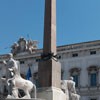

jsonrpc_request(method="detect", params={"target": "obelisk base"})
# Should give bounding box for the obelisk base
[37,87,66,100]
[38,59,61,88]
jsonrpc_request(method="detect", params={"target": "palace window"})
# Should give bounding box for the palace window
[90,51,96,55]
[90,73,97,87]
[20,61,25,64]
[72,53,78,57]
[33,72,40,88]
[90,99,97,100]
[87,66,99,87]
[73,75,79,87]
[69,68,81,87]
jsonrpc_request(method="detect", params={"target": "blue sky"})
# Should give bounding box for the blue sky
[0,0,100,54]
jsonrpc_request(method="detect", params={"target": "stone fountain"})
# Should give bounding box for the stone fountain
[1,0,80,100]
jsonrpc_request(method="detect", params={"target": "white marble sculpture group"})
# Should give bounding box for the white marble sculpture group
[61,77,80,100]
[1,53,80,100]
[2,53,37,99]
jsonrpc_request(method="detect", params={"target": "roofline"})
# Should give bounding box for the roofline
[57,40,100,48]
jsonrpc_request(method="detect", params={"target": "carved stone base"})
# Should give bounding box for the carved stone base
[38,59,61,88]
[37,87,66,100]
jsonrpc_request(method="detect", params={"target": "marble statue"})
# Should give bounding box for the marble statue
[2,53,37,99]
[61,77,80,100]
[11,37,38,55]
[11,42,19,55]
[27,40,38,53]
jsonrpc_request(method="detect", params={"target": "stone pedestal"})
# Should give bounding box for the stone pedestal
[38,60,61,88]
[37,87,66,100]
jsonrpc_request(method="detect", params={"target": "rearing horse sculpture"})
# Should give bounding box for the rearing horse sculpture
[3,53,37,99]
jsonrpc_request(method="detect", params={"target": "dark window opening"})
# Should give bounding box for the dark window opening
[90,73,97,87]
[72,75,79,87]
[72,53,78,57]
[33,72,40,88]
[90,51,96,55]
[20,61,25,64]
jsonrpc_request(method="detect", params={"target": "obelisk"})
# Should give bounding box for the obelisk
[38,0,61,88]
[43,0,56,54]
[37,0,66,100]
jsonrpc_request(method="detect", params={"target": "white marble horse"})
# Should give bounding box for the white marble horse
[2,53,37,99]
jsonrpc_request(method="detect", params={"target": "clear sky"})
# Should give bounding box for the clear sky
[0,0,100,54]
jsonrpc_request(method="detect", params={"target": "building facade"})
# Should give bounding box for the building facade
[0,37,100,100]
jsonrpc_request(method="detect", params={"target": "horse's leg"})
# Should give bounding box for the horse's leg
[12,87,19,98]
[32,84,37,98]
[12,80,19,98]
[23,89,31,99]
